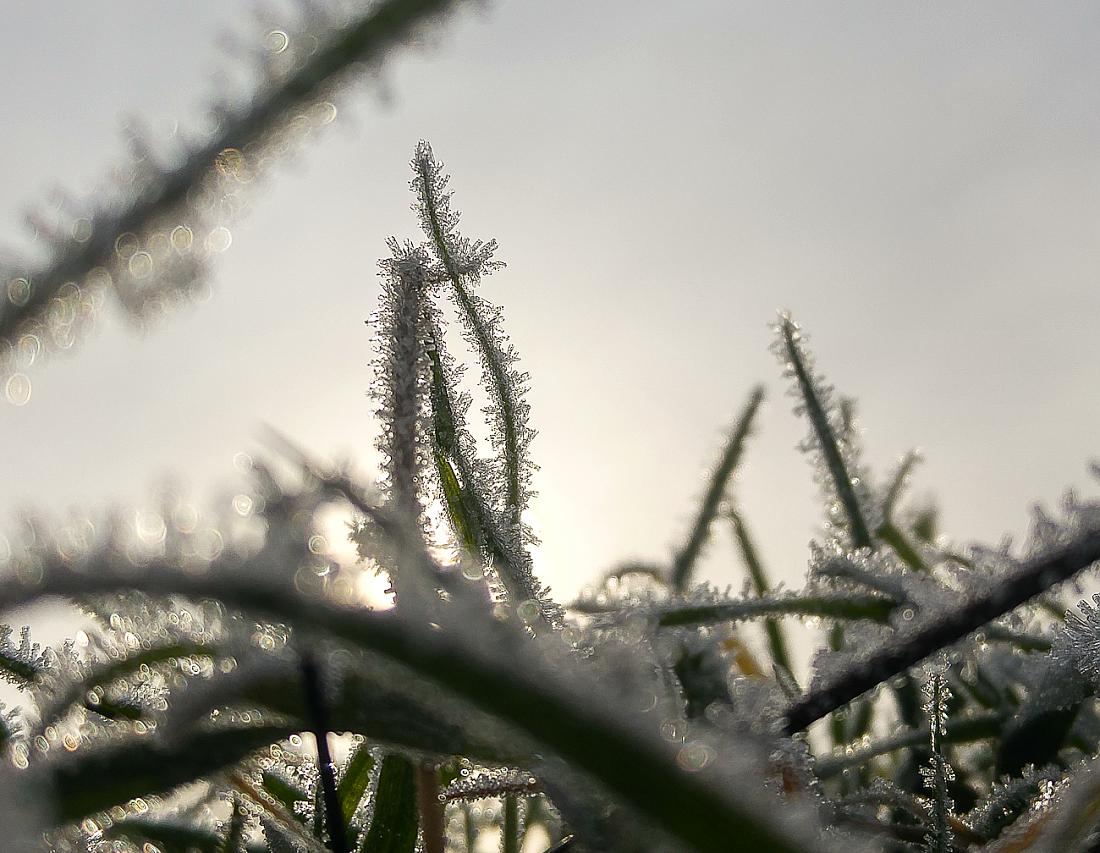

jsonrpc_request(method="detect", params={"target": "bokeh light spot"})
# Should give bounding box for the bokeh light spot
[206,226,232,253]
[265,29,289,53]
[5,373,31,406]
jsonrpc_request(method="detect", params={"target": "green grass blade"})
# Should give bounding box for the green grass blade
[727,508,793,677]
[413,144,527,531]
[262,771,309,822]
[882,451,920,520]
[36,640,213,730]
[339,742,377,826]
[775,314,874,550]
[657,593,896,628]
[670,386,764,592]
[360,754,419,853]
[503,795,521,853]
[106,817,222,853]
[876,521,929,572]
[51,724,293,823]
[423,316,560,625]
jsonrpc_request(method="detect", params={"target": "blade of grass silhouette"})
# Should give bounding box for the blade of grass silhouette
[503,795,521,853]
[776,315,873,550]
[655,593,896,627]
[301,654,349,853]
[671,386,764,593]
[728,507,794,678]
[51,724,295,823]
[412,146,560,627]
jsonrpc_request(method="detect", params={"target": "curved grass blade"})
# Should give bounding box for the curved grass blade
[410,146,565,627]
[34,639,213,732]
[0,625,44,687]
[51,724,293,823]
[412,144,525,527]
[105,817,222,853]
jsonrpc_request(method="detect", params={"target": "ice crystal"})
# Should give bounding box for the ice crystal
[441,767,538,802]
[920,664,955,853]
[0,624,47,687]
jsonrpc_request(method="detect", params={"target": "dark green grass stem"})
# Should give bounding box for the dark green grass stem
[657,593,895,628]
[877,521,928,572]
[670,386,765,592]
[728,508,793,678]
[503,795,521,853]
[783,528,1100,734]
[301,654,349,853]
[779,318,873,550]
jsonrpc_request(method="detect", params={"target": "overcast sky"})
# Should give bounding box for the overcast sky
[3,2,1100,646]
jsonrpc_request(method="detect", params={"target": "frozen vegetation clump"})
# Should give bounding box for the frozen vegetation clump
[8,4,1100,852]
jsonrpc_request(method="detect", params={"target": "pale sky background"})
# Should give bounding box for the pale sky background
[3,2,1100,656]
